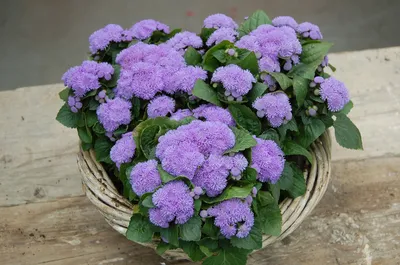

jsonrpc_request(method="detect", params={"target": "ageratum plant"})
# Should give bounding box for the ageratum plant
[56,10,362,264]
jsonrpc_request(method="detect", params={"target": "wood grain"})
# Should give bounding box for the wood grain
[1,156,399,265]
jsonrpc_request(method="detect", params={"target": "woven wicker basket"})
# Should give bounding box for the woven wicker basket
[77,131,331,261]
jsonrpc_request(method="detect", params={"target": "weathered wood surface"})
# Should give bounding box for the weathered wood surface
[0,46,400,264]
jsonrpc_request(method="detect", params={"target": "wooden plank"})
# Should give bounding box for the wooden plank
[1,156,399,265]
[0,47,399,206]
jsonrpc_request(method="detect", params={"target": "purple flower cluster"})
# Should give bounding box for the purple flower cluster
[272,16,298,29]
[170,109,193,121]
[319,77,350,111]
[147,95,175,118]
[203,14,238,29]
[115,42,206,99]
[206,28,238,46]
[251,138,285,183]
[193,104,235,126]
[62,61,114,97]
[129,19,170,40]
[253,92,292,127]
[130,160,161,196]
[297,22,323,40]
[89,24,133,54]
[212,65,256,98]
[208,198,254,238]
[110,132,136,169]
[149,181,194,228]
[166,31,203,54]
[96,97,132,132]
[67,96,82,113]
[229,153,249,178]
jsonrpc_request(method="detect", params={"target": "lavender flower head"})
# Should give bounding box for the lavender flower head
[130,160,161,196]
[203,14,238,29]
[251,138,285,183]
[212,65,256,98]
[193,104,235,126]
[110,132,136,169]
[166,66,207,94]
[229,153,249,177]
[147,95,175,118]
[62,61,114,97]
[319,77,350,111]
[170,109,193,121]
[192,155,232,197]
[206,28,238,46]
[235,35,261,55]
[208,198,254,238]
[253,93,292,128]
[129,19,170,40]
[96,97,132,132]
[89,24,128,54]
[272,16,298,29]
[297,22,323,40]
[149,181,194,228]
[166,31,203,53]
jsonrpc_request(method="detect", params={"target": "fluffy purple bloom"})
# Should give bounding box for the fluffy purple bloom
[229,153,248,176]
[110,132,136,168]
[149,181,194,228]
[212,65,256,97]
[203,14,238,29]
[206,28,238,46]
[251,138,285,183]
[297,22,323,40]
[193,104,235,126]
[253,93,292,127]
[62,61,114,97]
[130,160,161,196]
[166,31,203,53]
[166,66,208,94]
[272,16,298,29]
[96,97,132,132]
[192,155,231,197]
[319,77,350,111]
[147,95,175,118]
[208,198,254,238]
[89,24,131,54]
[129,19,170,40]
[259,55,280,73]
[170,109,193,121]
[235,35,261,55]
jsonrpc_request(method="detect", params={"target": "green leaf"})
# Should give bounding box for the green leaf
[157,164,176,183]
[333,113,363,150]
[277,162,293,190]
[141,194,155,208]
[242,167,257,183]
[203,246,249,265]
[126,214,153,243]
[224,127,257,154]
[94,137,113,163]
[202,40,231,72]
[200,27,216,42]
[93,122,105,134]
[286,164,306,198]
[228,104,261,135]
[277,119,298,141]
[337,100,353,115]
[268,183,280,204]
[288,62,320,80]
[184,47,203,66]
[131,97,141,119]
[156,241,173,255]
[299,118,325,147]
[257,191,275,207]
[81,142,92,151]
[213,49,228,63]
[202,218,219,238]
[195,199,202,212]
[247,82,267,103]
[77,126,92,144]
[88,98,100,110]
[140,125,160,159]
[258,129,280,144]
[192,79,222,107]
[180,241,206,262]
[269,72,293,90]
[328,63,337,72]
[283,142,313,163]
[310,94,325,103]
[259,203,282,236]
[199,245,213,257]
[107,65,120,88]
[203,184,253,204]
[56,104,80,128]
[238,10,272,37]
[160,225,179,247]
[180,216,202,241]
[233,50,259,75]
[293,76,309,107]
[197,238,219,251]
[58,88,70,101]
[320,114,334,128]
[85,111,98,127]
[231,219,262,250]
[301,42,333,65]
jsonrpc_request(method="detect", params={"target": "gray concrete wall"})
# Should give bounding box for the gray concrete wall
[0,0,399,90]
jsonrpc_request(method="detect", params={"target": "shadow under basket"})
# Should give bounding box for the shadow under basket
[77,131,332,261]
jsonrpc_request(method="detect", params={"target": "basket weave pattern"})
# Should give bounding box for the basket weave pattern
[77,131,331,260]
